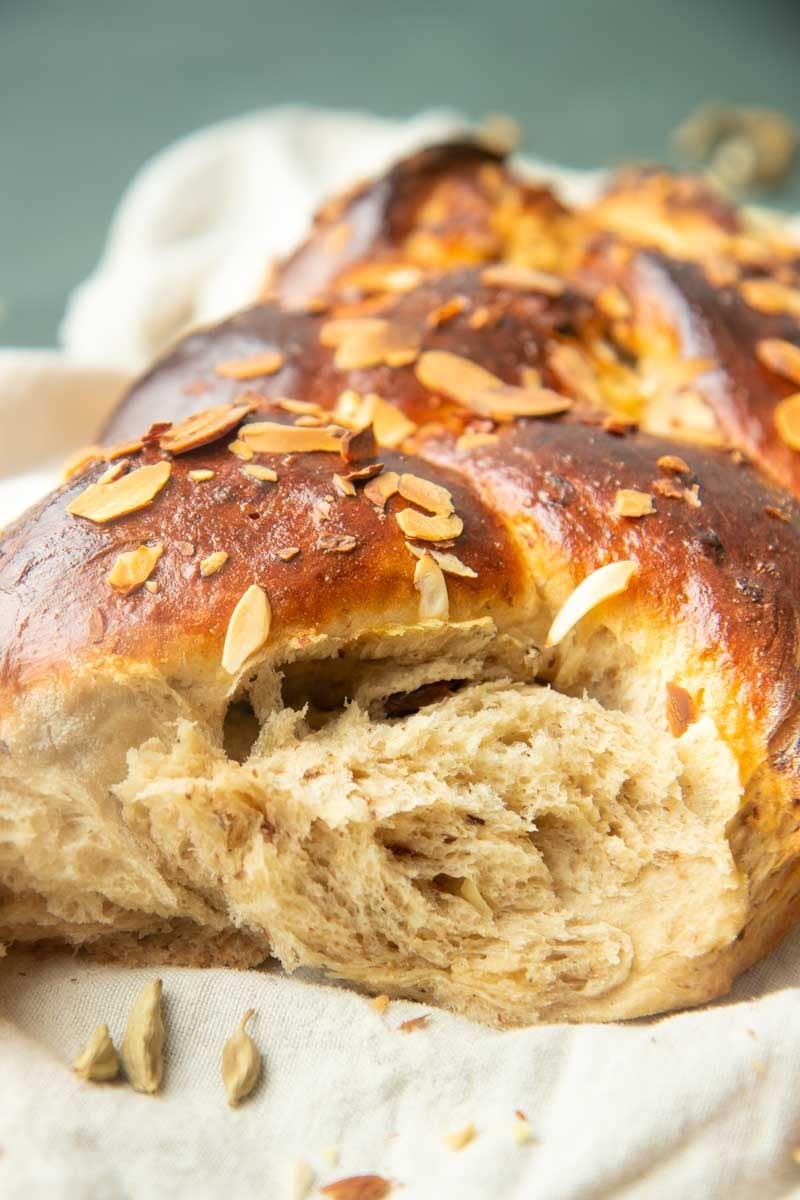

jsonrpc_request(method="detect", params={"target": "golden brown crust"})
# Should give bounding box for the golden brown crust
[5,142,800,1022]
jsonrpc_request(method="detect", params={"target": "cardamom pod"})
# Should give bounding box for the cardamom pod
[72,1023,120,1082]
[121,978,165,1094]
[221,1009,261,1106]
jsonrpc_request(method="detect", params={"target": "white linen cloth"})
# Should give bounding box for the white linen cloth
[1,107,799,1200]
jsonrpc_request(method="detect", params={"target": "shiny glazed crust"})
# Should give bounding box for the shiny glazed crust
[3,141,800,1024]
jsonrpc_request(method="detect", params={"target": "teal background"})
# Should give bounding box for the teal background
[2,0,800,348]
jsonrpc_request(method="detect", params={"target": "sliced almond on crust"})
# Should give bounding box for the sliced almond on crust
[406,543,477,578]
[666,682,696,737]
[395,508,463,541]
[332,473,357,498]
[221,584,271,674]
[320,318,421,370]
[160,401,255,455]
[416,350,570,420]
[62,445,104,481]
[398,473,453,515]
[364,470,399,509]
[545,560,637,647]
[188,468,215,482]
[613,488,654,518]
[67,461,171,524]
[335,261,424,295]
[480,263,565,295]
[275,397,326,416]
[414,553,449,621]
[200,550,229,578]
[107,543,163,594]
[774,393,800,450]
[740,278,800,319]
[369,395,418,447]
[239,422,342,454]
[214,351,284,380]
[228,439,254,461]
[426,296,467,328]
[456,431,499,450]
[243,464,278,482]
[656,455,690,475]
[756,338,800,385]
[277,546,300,561]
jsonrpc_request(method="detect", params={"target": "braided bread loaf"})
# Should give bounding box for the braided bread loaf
[3,141,800,1025]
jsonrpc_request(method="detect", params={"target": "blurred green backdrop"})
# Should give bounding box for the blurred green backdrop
[2,0,800,347]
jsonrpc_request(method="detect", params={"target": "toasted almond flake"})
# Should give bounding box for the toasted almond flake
[240,422,342,454]
[294,414,326,427]
[546,561,637,647]
[756,338,800,385]
[336,261,424,295]
[277,546,300,561]
[367,395,418,448]
[613,488,654,518]
[396,508,463,542]
[61,445,104,481]
[290,1159,315,1200]
[426,296,467,327]
[512,1116,535,1146]
[398,1015,430,1033]
[683,483,702,508]
[740,278,800,319]
[319,533,358,554]
[765,504,790,522]
[214,351,284,380]
[221,585,271,674]
[666,682,696,737]
[456,431,499,450]
[333,473,357,498]
[97,459,129,485]
[200,551,229,578]
[229,439,255,460]
[188,468,215,482]
[444,1123,476,1152]
[657,454,690,475]
[414,553,449,620]
[320,1176,392,1200]
[481,263,565,295]
[160,400,255,455]
[416,350,571,420]
[405,543,477,578]
[342,462,384,483]
[275,397,325,416]
[107,544,163,595]
[244,464,278,483]
[469,305,492,329]
[333,389,372,431]
[459,877,493,918]
[370,994,390,1015]
[320,318,421,370]
[107,439,144,460]
[68,461,171,524]
[364,470,400,509]
[312,498,333,523]
[176,540,195,557]
[652,477,685,500]
[398,473,453,515]
[145,581,159,594]
[596,284,632,319]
